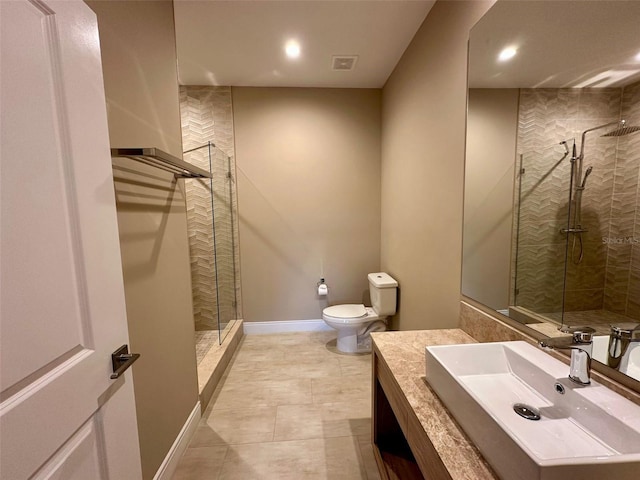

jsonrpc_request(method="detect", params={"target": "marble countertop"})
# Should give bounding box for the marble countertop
[371,329,497,480]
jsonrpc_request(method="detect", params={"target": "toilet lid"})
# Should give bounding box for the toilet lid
[323,304,367,318]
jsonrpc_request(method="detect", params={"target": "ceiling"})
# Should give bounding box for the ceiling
[469,1,640,88]
[173,0,435,88]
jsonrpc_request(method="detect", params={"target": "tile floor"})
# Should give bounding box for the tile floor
[172,331,380,480]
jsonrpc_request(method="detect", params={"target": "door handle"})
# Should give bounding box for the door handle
[110,344,140,379]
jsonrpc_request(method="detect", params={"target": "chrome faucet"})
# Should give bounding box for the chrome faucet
[607,323,640,374]
[539,326,595,385]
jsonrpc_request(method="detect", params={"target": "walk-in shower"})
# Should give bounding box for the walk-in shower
[513,92,640,331]
[183,142,239,363]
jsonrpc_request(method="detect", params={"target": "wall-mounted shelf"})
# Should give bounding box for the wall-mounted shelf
[111,147,212,179]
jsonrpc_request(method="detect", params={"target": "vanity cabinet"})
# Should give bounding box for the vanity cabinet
[370,330,497,480]
[373,353,438,479]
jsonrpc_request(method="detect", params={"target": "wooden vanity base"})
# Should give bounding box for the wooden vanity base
[371,330,497,480]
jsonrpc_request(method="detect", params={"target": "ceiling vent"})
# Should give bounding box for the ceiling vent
[332,55,358,71]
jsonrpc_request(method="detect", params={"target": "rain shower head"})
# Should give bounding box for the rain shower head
[601,120,640,137]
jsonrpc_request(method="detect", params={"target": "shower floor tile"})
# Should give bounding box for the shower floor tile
[195,330,218,364]
[538,309,638,335]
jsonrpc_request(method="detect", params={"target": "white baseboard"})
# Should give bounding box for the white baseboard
[153,401,201,480]
[243,319,332,335]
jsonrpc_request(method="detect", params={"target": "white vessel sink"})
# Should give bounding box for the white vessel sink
[425,341,640,480]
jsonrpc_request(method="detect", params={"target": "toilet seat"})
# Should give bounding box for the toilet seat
[322,304,379,325]
[324,304,366,318]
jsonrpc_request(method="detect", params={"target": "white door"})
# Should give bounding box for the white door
[0,1,142,478]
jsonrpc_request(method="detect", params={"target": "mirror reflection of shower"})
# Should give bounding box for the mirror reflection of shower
[565,120,640,264]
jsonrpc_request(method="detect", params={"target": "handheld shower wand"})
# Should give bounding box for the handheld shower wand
[580,166,593,189]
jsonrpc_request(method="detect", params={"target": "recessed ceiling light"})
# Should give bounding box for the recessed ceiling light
[498,46,517,62]
[285,40,301,59]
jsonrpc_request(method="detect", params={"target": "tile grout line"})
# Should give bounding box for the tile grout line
[174,332,378,479]
[214,444,231,480]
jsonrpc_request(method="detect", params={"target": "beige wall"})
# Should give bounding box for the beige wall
[232,88,381,322]
[90,0,183,157]
[380,0,495,330]
[87,2,198,479]
[463,89,519,311]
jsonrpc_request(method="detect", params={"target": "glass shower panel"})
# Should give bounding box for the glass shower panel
[514,140,574,323]
[209,146,237,343]
[183,142,237,351]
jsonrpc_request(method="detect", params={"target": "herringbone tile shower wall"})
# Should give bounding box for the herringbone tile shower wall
[512,85,639,320]
[179,86,242,331]
[605,81,640,320]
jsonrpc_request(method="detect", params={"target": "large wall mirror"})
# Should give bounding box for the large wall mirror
[463,0,640,383]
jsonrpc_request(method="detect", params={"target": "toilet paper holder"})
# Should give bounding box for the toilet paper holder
[317,278,328,296]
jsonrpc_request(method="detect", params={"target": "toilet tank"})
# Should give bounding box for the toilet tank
[368,272,398,316]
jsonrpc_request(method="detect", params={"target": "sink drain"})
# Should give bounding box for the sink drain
[513,403,541,421]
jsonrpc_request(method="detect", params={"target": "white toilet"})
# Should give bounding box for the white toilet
[322,272,398,353]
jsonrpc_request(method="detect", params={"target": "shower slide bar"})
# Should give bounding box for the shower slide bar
[111,147,212,179]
